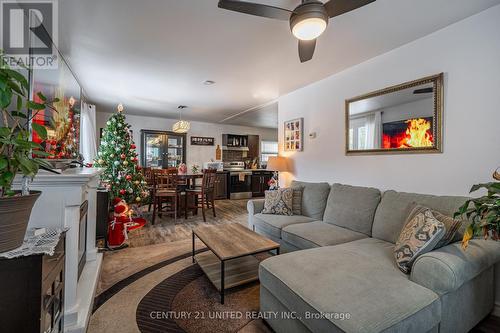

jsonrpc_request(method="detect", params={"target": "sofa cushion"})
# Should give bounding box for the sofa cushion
[253,213,316,239]
[323,183,381,236]
[372,190,468,244]
[282,221,367,249]
[260,238,441,333]
[291,181,331,220]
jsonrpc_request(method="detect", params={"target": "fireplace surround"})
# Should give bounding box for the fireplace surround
[13,168,104,333]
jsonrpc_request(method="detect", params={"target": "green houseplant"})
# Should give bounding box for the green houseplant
[0,51,58,252]
[455,171,500,250]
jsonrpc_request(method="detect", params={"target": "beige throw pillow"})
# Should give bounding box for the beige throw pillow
[394,207,445,274]
[291,186,304,215]
[406,204,463,249]
[262,188,294,216]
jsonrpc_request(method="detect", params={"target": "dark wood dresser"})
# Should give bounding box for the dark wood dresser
[0,233,66,333]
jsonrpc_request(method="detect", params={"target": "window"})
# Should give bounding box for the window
[261,141,278,166]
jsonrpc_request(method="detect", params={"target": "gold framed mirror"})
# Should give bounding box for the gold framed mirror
[345,73,443,155]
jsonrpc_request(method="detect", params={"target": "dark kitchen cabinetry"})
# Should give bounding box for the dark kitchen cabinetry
[222,134,248,148]
[247,135,260,159]
[0,233,66,333]
[252,171,273,197]
[214,172,229,200]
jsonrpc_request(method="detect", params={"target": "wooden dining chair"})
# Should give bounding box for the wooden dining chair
[184,169,217,222]
[152,168,180,224]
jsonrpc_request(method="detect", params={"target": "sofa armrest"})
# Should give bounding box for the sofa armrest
[410,239,500,295]
[247,199,265,229]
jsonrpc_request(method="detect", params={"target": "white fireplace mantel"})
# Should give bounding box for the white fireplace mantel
[14,167,104,333]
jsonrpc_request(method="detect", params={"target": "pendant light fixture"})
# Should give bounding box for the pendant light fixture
[172,105,190,133]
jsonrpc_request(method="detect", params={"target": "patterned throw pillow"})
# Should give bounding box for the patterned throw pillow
[291,186,304,215]
[394,208,445,274]
[262,188,294,216]
[406,204,463,249]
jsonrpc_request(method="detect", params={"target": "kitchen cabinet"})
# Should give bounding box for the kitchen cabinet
[251,171,273,197]
[214,172,228,200]
[247,135,260,159]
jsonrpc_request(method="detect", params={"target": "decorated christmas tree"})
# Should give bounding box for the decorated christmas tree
[94,104,148,204]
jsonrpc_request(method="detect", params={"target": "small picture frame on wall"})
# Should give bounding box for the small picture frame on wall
[284,118,303,151]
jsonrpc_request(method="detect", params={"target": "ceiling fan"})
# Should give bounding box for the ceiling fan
[218,0,376,63]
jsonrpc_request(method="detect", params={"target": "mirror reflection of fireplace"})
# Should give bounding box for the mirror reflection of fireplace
[346,73,443,155]
[78,200,88,279]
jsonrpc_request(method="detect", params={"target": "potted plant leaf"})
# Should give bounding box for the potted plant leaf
[0,51,58,252]
[454,170,500,250]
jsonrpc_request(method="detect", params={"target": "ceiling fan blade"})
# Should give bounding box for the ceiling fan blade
[218,0,292,21]
[324,0,376,18]
[298,39,316,63]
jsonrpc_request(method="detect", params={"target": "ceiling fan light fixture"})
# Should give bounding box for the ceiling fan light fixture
[292,17,327,40]
[290,1,328,41]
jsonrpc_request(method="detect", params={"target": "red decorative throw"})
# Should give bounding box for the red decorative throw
[107,197,146,248]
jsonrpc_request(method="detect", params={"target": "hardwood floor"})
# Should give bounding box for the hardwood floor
[471,314,500,333]
[128,199,249,247]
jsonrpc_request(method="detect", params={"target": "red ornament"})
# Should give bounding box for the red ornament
[125,175,132,181]
[120,153,126,159]
[131,144,136,149]
[119,189,126,195]
[136,166,142,171]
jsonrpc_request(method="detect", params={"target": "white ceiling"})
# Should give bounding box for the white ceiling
[58,0,500,128]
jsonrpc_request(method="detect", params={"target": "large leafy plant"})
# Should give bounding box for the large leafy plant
[0,51,58,197]
[455,181,500,249]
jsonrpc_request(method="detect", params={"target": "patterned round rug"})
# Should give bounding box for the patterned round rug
[136,255,269,333]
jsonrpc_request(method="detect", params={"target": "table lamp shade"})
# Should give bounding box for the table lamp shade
[267,156,289,172]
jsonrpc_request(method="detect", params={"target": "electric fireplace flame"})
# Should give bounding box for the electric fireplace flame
[383,118,434,149]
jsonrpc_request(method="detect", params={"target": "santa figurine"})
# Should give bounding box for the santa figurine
[107,197,146,249]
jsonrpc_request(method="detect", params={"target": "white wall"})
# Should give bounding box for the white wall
[96,112,277,168]
[381,98,433,124]
[278,5,500,196]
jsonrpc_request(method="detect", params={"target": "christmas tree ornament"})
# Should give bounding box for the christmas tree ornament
[107,121,111,126]
[123,160,129,166]
[134,180,140,185]
[98,159,104,164]
[126,175,132,181]
[119,189,126,195]
[135,197,141,202]
[114,161,120,166]
[131,144,136,149]
[120,154,126,159]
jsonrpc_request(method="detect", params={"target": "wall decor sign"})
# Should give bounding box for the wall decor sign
[191,136,215,146]
[284,118,303,151]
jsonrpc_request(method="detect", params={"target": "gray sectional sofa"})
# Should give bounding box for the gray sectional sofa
[247,181,500,333]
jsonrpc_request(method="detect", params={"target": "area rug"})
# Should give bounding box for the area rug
[136,264,261,333]
[89,244,271,333]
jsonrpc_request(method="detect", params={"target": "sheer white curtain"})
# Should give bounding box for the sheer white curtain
[365,111,382,149]
[81,102,97,164]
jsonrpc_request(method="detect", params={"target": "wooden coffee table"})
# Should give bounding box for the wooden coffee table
[192,223,280,304]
